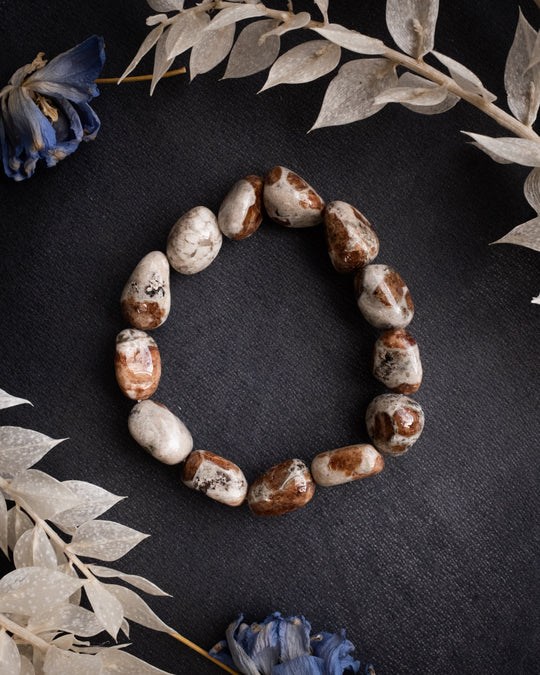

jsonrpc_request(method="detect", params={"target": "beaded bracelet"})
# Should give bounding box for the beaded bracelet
[114,167,425,518]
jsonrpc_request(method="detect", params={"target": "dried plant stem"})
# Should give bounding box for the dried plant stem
[0,612,51,652]
[170,632,239,674]
[96,68,186,84]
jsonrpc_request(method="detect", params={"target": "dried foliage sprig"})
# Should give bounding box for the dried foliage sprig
[125,0,540,303]
[0,388,237,674]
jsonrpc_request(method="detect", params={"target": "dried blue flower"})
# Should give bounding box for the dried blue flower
[0,35,105,181]
[210,613,374,675]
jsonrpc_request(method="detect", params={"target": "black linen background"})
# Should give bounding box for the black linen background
[0,0,539,673]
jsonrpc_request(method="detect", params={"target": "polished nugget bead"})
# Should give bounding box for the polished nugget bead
[248,459,315,517]
[372,329,422,394]
[121,251,171,330]
[355,264,414,329]
[311,444,384,487]
[263,166,325,228]
[218,175,263,240]
[114,329,161,401]
[324,201,379,273]
[128,400,193,465]
[167,206,222,274]
[366,394,424,456]
[181,450,248,506]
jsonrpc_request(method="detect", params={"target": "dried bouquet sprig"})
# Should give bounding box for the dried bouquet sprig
[125,0,540,304]
[0,388,237,674]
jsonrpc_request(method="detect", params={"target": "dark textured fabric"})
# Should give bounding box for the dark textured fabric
[0,1,539,673]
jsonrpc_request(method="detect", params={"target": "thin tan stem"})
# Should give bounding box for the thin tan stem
[169,633,240,674]
[96,67,186,84]
[0,612,50,652]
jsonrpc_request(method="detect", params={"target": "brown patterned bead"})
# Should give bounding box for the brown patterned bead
[365,394,424,456]
[311,444,384,486]
[120,251,170,330]
[218,175,263,240]
[263,166,325,228]
[114,329,161,401]
[324,201,379,273]
[248,459,315,516]
[355,264,414,329]
[182,450,247,506]
[372,329,422,394]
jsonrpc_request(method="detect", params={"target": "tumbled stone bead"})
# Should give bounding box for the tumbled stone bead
[166,206,222,274]
[372,329,422,394]
[218,175,263,240]
[114,329,161,401]
[263,166,325,228]
[366,394,424,456]
[311,444,384,487]
[355,264,414,329]
[181,450,248,506]
[324,201,379,273]
[128,400,193,465]
[248,459,315,517]
[120,251,171,330]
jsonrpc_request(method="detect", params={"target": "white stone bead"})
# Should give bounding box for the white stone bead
[372,329,422,394]
[218,175,263,240]
[263,166,325,228]
[366,394,424,456]
[182,450,247,506]
[311,444,384,486]
[355,264,414,329]
[121,251,171,330]
[167,206,222,274]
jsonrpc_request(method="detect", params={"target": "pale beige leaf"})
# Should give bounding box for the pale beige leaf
[147,0,184,11]
[505,9,540,125]
[9,470,81,520]
[52,481,125,533]
[84,578,124,639]
[107,584,173,632]
[101,648,174,675]
[0,493,7,558]
[464,132,540,167]
[7,506,33,552]
[397,71,459,114]
[314,0,329,23]
[190,23,235,80]
[151,30,174,94]
[0,389,32,410]
[311,58,397,130]
[0,567,83,615]
[529,30,540,69]
[68,520,149,561]
[492,217,540,251]
[312,23,385,55]
[469,142,513,164]
[0,427,66,475]
[13,526,56,569]
[223,20,281,79]
[165,9,210,59]
[0,630,20,675]
[261,12,311,40]
[28,603,103,638]
[88,564,170,596]
[207,3,265,31]
[531,293,540,304]
[524,168,540,211]
[43,646,103,675]
[386,0,439,58]
[119,24,165,83]
[432,51,496,102]
[375,84,448,105]
[19,655,35,675]
[260,40,340,92]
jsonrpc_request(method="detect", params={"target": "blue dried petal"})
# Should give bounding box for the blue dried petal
[310,630,360,674]
[272,655,325,675]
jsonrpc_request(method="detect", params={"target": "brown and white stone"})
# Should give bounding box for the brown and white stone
[355,264,414,329]
[120,251,171,330]
[263,166,325,228]
[114,329,161,401]
[218,175,263,240]
[128,400,193,465]
[366,394,424,456]
[324,201,379,273]
[181,450,247,506]
[311,444,384,487]
[166,206,222,274]
[247,458,315,517]
[372,329,422,394]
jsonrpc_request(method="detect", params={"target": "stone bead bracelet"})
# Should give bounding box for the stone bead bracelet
[114,167,425,517]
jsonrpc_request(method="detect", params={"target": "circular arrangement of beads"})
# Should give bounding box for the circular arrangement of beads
[114,166,425,518]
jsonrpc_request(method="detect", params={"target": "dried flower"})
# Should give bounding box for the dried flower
[0,35,105,181]
[209,613,373,675]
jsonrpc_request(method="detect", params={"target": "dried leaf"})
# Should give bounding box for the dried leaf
[224,19,281,79]
[13,526,57,569]
[492,216,540,252]
[524,168,540,212]
[396,71,459,114]
[68,520,149,561]
[314,0,329,23]
[43,646,103,675]
[468,141,512,164]
[375,83,448,105]
[58,562,82,606]
[464,132,540,167]
[261,12,311,39]
[532,293,540,304]
[207,3,265,31]
[151,29,174,94]
[101,648,174,675]
[88,565,170,596]
[28,604,103,638]
[84,578,124,639]
[0,630,21,675]
[165,9,210,60]
[0,427,66,476]
[190,23,235,80]
[386,0,439,58]
[529,30,540,70]
[107,584,173,633]
[432,51,496,102]
[312,24,385,55]
[0,389,32,410]
[0,493,7,558]
[260,40,340,92]
[7,507,33,551]
[0,567,83,615]
[311,58,397,130]
[505,9,540,126]
[9,470,81,520]
[19,655,35,675]
[52,481,125,534]
[119,24,165,83]
[147,0,184,11]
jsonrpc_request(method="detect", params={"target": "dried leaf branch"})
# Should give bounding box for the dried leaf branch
[124,0,540,303]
